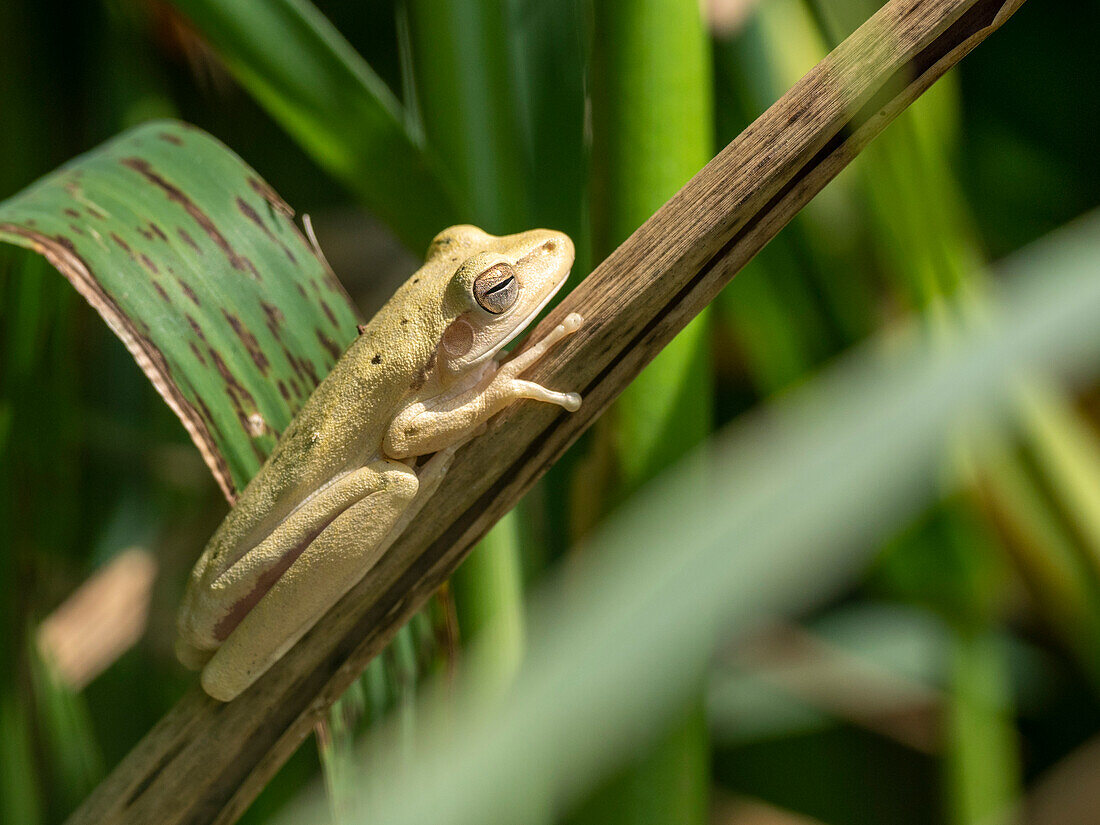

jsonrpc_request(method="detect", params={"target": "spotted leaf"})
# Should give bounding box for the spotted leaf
[0,120,363,500]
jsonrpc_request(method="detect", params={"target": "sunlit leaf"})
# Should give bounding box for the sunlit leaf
[0,120,362,499]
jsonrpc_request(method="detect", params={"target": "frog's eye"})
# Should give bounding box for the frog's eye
[473,263,518,314]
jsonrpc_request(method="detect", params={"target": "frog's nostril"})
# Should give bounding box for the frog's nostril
[543,240,557,252]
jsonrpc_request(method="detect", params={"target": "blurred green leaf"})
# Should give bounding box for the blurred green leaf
[0,120,362,497]
[169,0,462,250]
[29,644,104,821]
[0,688,41,825]
[946,631,1020,825]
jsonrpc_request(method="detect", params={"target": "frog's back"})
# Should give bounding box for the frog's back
[196,272,449,574]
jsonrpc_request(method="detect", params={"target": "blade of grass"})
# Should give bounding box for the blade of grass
[574,0,714,821]
[404,0,527,232]
[168,0,463,250]
[0,688,41,825]
[508,0,589,259]
[29,641,105,820]
[946,630,1020,825]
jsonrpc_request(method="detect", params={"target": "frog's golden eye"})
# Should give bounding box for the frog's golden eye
[473,263,518,314]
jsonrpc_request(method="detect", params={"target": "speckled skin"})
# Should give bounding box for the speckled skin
[176,225,581,701]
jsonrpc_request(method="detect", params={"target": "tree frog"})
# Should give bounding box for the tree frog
[176,225,583,701]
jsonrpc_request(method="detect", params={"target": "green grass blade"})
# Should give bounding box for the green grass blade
[508,0,589,259]
[29,642,104,821]
[405,0,527,231]
[946,631,1020,825]
[169,0,463,250]
[0,688,41,825]
[0,120,362,497]
[577,1,714,822]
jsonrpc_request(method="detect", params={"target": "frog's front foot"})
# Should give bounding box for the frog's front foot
[499,312,583,378]
[495,312,583,411]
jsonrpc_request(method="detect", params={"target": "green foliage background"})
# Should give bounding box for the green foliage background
[0,1,1097,824]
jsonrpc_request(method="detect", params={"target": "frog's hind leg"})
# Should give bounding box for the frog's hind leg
[177,461,405,662]
[200,458,418,701]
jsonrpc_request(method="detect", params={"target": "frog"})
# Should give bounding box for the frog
[176,225,583,701]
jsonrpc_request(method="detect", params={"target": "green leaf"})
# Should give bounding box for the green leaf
[405,0,527,231]
[576,2,715,822]
[168,0,463,251]
[0,119,362,499]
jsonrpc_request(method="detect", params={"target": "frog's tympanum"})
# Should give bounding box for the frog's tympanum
[177,225,582,701]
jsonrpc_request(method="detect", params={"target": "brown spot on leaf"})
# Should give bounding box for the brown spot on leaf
[300,358,319,388]
[277,380,290,401]
[189,342,207,365]
[121,157,259,278]
[139,254,159,274]
[319,300,338,327]
[177,278,200,306]
[177,228,201,253]
[152,280,171,303]
[158,132,183,145]
[247,176,294,218]
[185,314,207,342]
[236,197,266,231]
[281,347,307,384]
[148,223,167,242]
[64,208,80,219]
[259,300,285,340]
[110,233,133,257]
[316,330,342,362]
[207,347,264,435]
[222,309,271,374]
[236,196,297,264]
